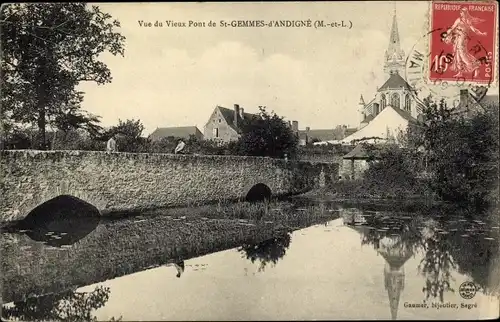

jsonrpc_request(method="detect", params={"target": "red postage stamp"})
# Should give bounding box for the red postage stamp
[429,1,498,84]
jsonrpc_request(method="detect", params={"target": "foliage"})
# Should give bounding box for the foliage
[236,106,298,159]
[362,143,429,196]
[410,97,499,209]
[2,286,113,322]
[238,232,292,272]
[358,94,498,210]
[1,3,125,149]
[107,119,149,153]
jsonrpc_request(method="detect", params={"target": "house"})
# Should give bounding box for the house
[453,88,499,118]
[203,104,260,143]
[149,126,203,141]
[203,104,301,144]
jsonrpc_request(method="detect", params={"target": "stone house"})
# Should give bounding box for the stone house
[203,104,301,144]
[203,104,259,143]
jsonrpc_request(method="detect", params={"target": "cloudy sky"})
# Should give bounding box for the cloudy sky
[79,1,430,135]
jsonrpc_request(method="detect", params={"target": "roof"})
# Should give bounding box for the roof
[453,89,499,116]
[362,114,374,124]
[345,128,358,136]
[298,129,335,141]
[391,107,418,123]
[343,144,384,159]
[217,106,259,132]
[378,72,413,92]
[149,126,202,141]
[478,94,499,109]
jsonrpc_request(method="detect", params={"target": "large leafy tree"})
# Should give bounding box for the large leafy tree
[1,3,125,149]
[237,106,298,159]
[107,119,149,153]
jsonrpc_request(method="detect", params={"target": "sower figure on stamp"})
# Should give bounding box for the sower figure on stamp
[444,7,487,78]
[106,134,117,152]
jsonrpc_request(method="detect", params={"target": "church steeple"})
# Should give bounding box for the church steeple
[378,236,413,320]
[384,3,405,75]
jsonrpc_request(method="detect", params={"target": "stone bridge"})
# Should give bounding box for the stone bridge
[0,150,338,223]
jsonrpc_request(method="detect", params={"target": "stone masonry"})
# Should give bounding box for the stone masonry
[0,150,339,222]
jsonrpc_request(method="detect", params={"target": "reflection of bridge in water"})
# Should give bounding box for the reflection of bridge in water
[341,208,414,320]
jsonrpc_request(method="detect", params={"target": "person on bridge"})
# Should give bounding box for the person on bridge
[174,139,186,154]
[106,135,117,152]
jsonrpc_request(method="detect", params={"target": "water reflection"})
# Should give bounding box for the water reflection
[166,261,185,278]
[342,206,500,319]
[1,200,338,305]
[2,199,498,320]
[5,195,101,247]
[238,232,292,272]
[1,286,118,322]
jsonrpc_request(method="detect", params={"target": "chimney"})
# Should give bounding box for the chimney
[292,121,298,132]
[288,121,292,129]
[234,104,240,126]
[459,89,469,109]
[239,107,244,119]
[306,126,310,132]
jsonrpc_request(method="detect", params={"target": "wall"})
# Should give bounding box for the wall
[0,150,338,222]
[341,159,370,180]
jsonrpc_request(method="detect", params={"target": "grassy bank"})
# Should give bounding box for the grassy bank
[299,179,441,210]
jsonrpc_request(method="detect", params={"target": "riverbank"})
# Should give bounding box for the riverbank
[298,182,499,222]
[297,180,442,213]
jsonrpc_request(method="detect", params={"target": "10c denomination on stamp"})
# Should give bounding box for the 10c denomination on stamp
[429,1,498,85]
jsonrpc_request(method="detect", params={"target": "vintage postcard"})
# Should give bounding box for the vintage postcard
[1,1,499,321]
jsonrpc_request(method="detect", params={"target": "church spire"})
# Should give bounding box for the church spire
[384,2,405,75]
[378,236,414,320]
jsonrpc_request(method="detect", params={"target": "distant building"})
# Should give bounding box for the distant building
[345,7,426,145]
[341,144,383,180]
[203,104,300,144]
[453,89,499,118]
[203,104,259,143]
[149,126,203,141]
[298,125,357,146]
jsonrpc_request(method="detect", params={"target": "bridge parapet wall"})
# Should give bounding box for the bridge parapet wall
[0,150,338,222]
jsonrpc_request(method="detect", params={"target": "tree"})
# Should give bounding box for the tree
[397,96,499,209]
[1,286,114,322]
[237,106,298,159]
[107,119,149,153]
[1,3,126,149]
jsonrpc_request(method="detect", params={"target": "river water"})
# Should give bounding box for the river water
[1,198,499,321]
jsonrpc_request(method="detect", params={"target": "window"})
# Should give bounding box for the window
[218,118,221,123]
[381,94,387,110]
[213,128,219,138]
[390,93,400,109]
[404,94,411,111]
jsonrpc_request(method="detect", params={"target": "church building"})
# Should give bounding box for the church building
[341,8,426,144]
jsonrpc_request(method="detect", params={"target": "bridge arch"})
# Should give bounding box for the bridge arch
[23,195,101,226]
[245,183,272,202]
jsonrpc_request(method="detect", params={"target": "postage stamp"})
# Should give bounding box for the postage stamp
[429,1,498,85]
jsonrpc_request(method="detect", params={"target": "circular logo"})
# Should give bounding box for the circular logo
[459,281,477,299]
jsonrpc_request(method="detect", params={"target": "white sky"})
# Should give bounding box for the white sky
[79,1,430,135]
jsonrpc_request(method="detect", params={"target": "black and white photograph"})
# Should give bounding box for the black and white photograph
[1,1,499,321]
